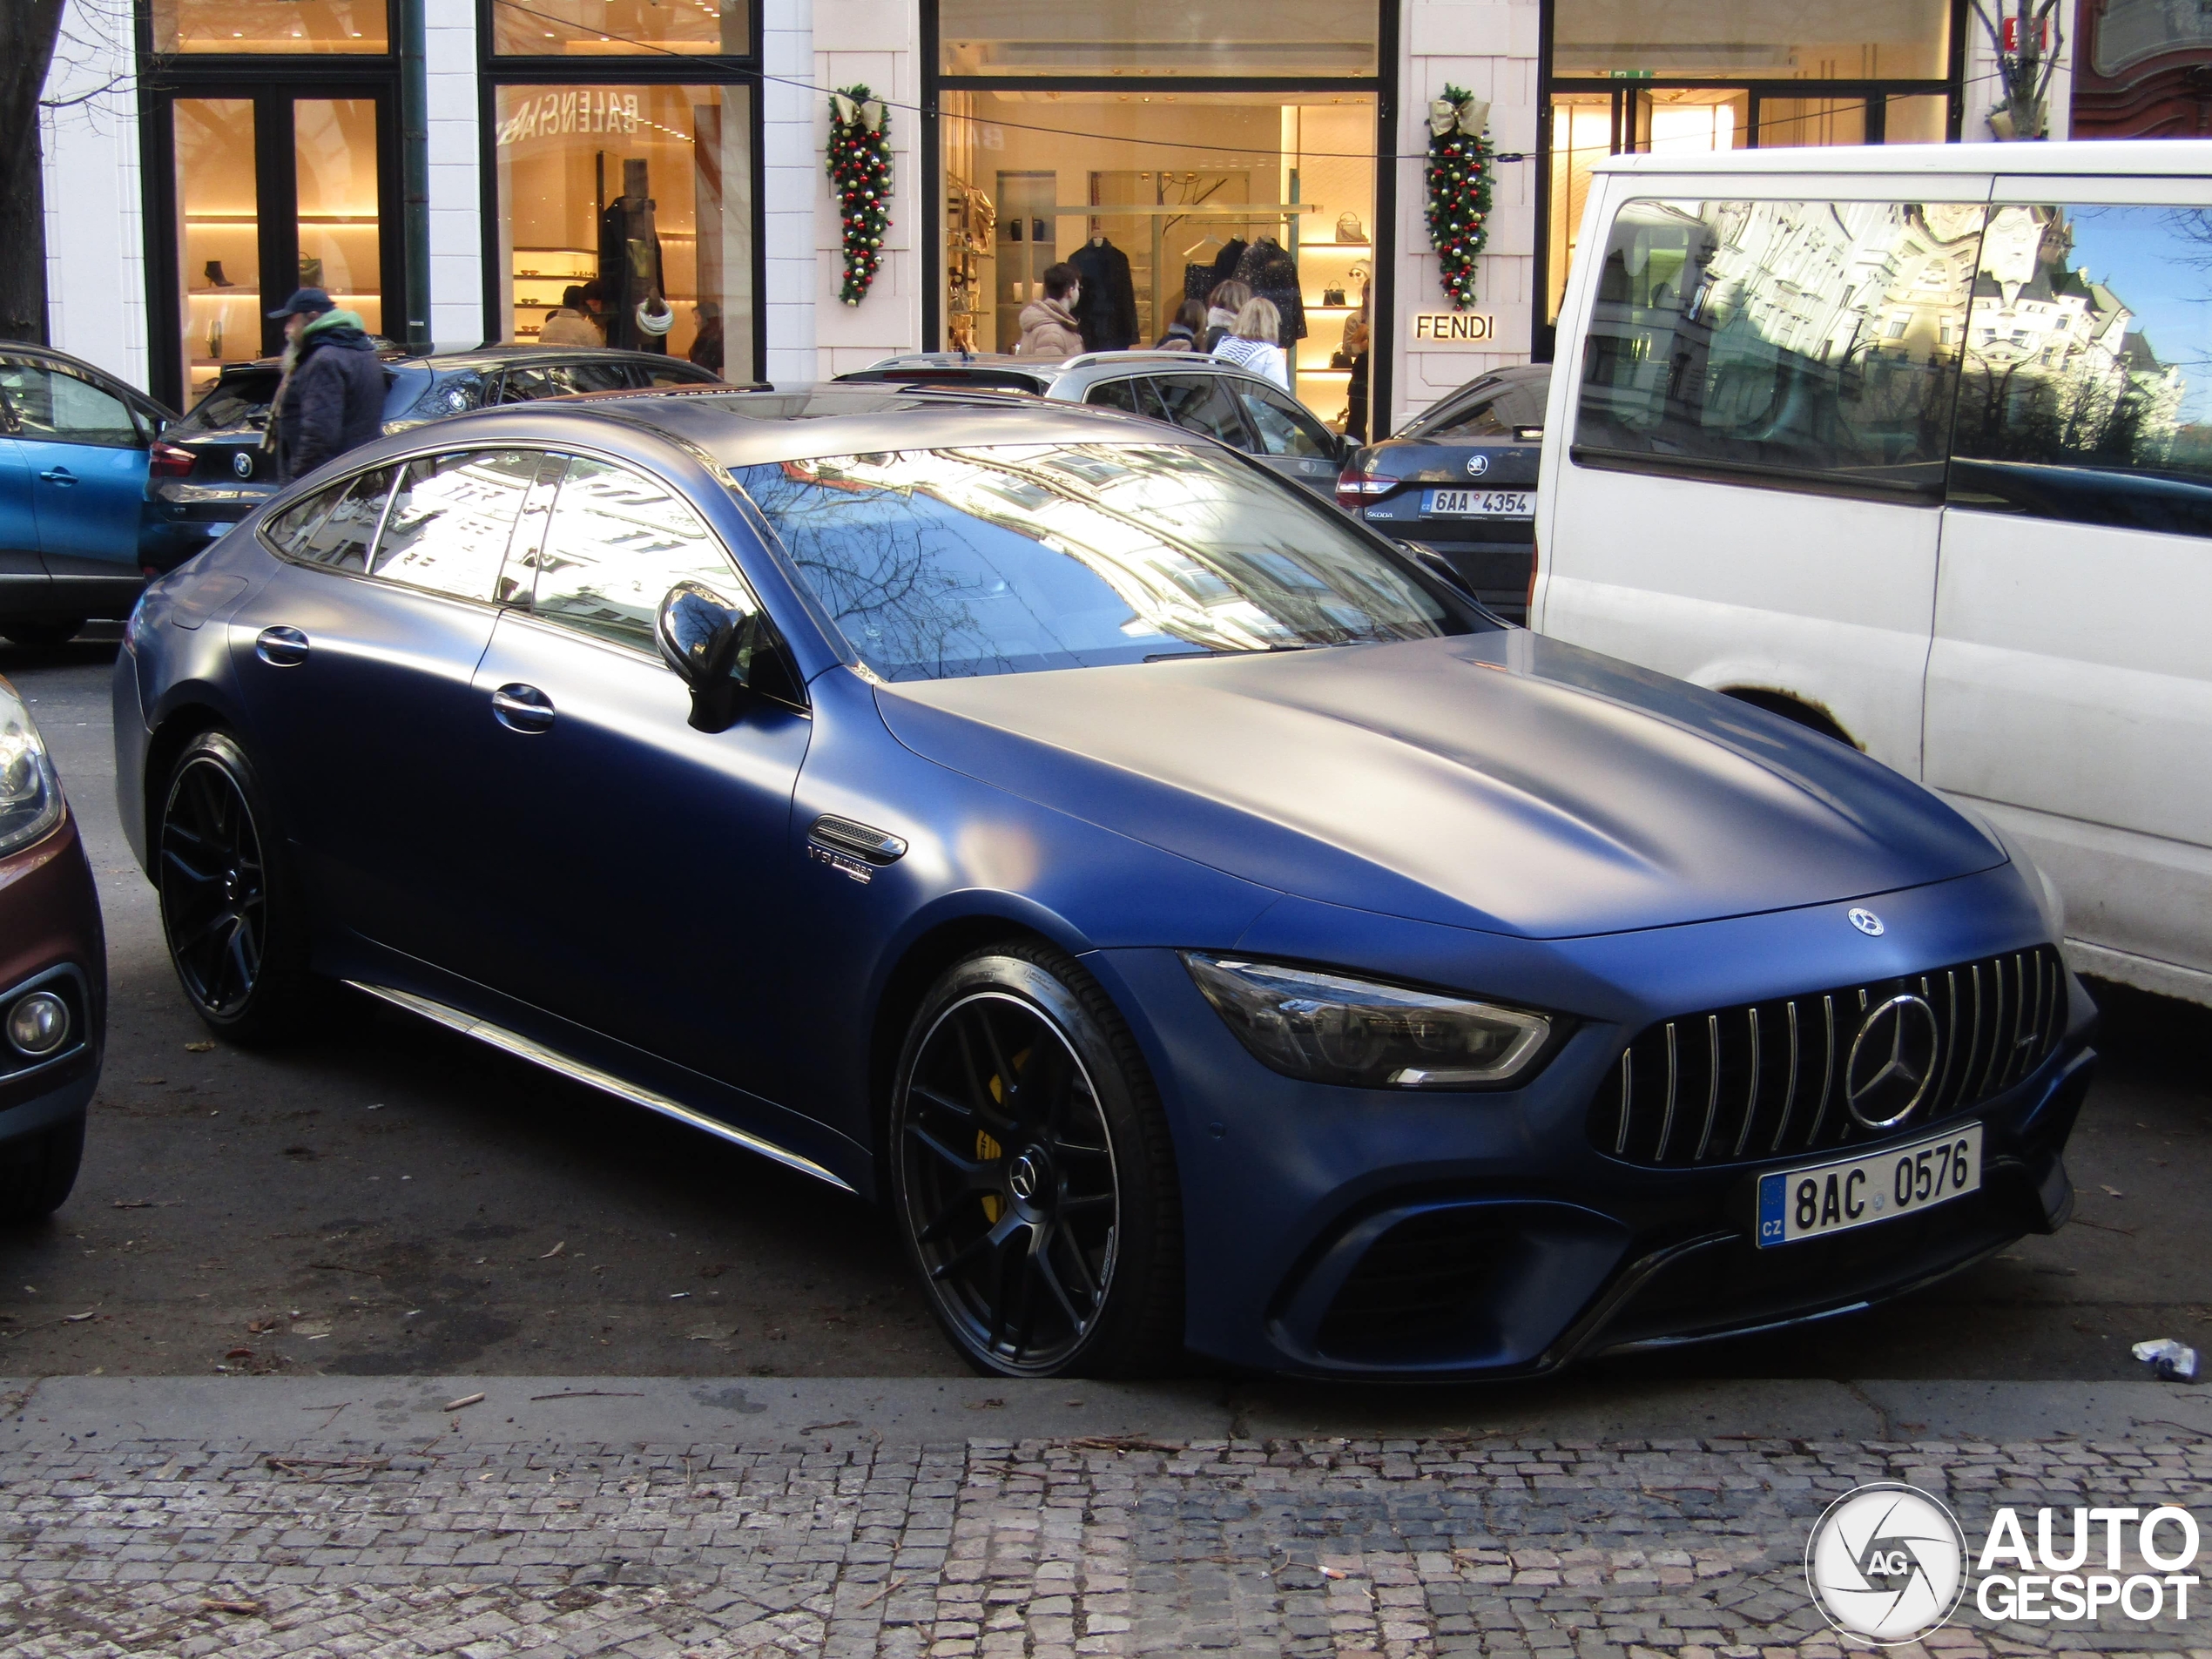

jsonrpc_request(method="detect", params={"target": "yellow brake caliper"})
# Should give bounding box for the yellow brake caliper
[975,1047,1030,1224]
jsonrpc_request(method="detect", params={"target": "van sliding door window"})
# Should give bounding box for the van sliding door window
[1572,199,1986,499]
[1949,204,2212,538]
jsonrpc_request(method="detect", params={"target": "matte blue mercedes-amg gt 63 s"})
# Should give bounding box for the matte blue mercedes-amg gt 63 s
[112,385,2094,1379]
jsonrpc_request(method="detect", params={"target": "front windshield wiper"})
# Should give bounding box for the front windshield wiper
[1143,643,1325,663]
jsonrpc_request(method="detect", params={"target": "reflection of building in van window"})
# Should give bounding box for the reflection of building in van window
[1576,198,1982,496]
[1956,204,2187,474]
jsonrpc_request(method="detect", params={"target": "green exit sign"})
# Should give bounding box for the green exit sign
[1607,70,1655,79]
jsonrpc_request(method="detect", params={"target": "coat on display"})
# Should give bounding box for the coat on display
[599,158,671,354]
[1233,239,1306,349]
[1070,239,1138,353]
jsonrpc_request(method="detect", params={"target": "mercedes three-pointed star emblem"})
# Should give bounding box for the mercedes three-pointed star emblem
[1844,994,1940,1130]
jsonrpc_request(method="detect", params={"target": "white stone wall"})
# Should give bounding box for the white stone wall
[40,0,148,391]
[1392,0,1541,428]
[762,0,822,383]
[810,0,922,378]
[425,3,484,350]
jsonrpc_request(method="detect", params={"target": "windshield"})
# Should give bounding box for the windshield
[735,442,1470,681]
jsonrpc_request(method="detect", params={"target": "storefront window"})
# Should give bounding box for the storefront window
[1553,0,1951,79]
[489,0,751,56]
[296,99,384,340]
[174,100,261,397]
[939,0,1376,77]
[941,93,1374,422]
[154,0,388,52]
[492,83,753,381]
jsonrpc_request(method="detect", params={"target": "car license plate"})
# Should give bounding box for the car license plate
[1755,1123,1982,1247]
[1424,488,1532,517]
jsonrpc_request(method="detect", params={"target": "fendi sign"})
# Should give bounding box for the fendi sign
[1410,311,1498,346]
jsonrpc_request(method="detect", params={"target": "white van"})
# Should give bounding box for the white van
[1534,141,2212,1009]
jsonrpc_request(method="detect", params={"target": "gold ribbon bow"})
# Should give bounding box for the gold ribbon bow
[1427,93,1490,138]
[830,93,887,132]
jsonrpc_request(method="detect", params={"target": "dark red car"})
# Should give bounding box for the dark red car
[0,672,101,1221]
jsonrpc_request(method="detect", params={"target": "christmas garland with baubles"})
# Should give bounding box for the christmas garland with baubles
[1425,86,1494,309]
[827,85,891,306]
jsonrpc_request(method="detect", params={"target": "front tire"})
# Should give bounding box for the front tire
[157,730,318,1044]
[0,1112,84,1224]
[889,942,1184,1378]
[0,619,84,651]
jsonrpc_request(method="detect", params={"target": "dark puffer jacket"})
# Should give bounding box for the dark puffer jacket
[276,312,390,482]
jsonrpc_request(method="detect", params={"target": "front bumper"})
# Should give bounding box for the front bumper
[1089,860,2092,1379]
[0,815,106,1140]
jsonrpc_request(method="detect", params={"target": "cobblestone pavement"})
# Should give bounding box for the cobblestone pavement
[1,1428,2207,1658]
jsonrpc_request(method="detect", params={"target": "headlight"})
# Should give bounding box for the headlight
[1183,954,1554,1089]
[0,679,62,857]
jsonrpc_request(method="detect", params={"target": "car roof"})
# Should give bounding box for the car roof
[846,350,1288,388]
[212,345,711,375]
[1596,138,2212,178]
[415,383,1210,469]
[0,339,176,415]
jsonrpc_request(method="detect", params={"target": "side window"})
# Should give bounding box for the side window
[0,361,142,449]
[1950,202,2212,538]
[559,361,633,395]
[638,363,716,388]
[527,456,740,651]
[1575,198,1988,498]
[374,451,538,603]
[278,467,400,573]
[1084,379,1144,415]
[1150,374,1255,450]
[1238,386,1335,458]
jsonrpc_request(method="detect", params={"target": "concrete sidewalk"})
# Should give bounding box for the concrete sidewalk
[1,1377,2208,1658]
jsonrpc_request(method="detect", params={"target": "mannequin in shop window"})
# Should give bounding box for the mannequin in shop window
[1069,236,1137,353]
[1214,296,1291,391]
[598,158,673,354]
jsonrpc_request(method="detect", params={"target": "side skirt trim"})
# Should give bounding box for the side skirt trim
[343,980,857,1194]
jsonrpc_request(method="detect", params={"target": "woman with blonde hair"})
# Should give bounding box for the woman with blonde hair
[1201,280,1249,353]
[1211,296,1289,390]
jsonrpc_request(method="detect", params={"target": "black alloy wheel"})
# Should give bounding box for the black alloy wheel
[891,944,1183,1378]
[158,731,315,1043]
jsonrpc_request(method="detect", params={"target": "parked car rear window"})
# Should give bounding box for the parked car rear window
[737,442,1464,681]
[1949,202,2212,539]
[1575,199,1988,500]
[176,373,281,435]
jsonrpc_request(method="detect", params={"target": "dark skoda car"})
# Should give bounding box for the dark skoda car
[115,386,2091,1378]
[1339,364,1550,622]
[142,346,721,571]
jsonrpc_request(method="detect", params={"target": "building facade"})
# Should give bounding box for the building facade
[40,0,2141,435]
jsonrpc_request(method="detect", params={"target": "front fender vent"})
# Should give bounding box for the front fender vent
[1588,946,2067,1169]
[807,814,907,865]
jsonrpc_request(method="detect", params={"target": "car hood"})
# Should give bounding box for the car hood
[871,631,2006,940]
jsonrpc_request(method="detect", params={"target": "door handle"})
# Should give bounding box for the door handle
[37,468,76,486]
[254,625,309,667]
[490,683,556,733]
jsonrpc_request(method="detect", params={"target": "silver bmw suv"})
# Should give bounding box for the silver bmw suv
[834,352,1348,500]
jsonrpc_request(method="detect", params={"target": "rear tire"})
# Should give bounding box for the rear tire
[0,619,84,650]
[157,730,320,1045]
[889,941,1184,1379]
[0,1111,84,1224]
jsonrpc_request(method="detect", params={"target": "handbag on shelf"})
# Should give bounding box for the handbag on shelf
[1321,286,1346,307]
[1335,212,1366,243]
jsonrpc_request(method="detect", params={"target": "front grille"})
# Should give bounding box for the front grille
[1588,947,2067,1169]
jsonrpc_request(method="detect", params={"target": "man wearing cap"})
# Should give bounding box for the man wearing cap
[264,287,389,483]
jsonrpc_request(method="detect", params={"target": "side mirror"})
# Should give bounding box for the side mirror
[654,580,799,732]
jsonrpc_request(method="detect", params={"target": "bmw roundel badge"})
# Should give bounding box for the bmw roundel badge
[233,450,254,480]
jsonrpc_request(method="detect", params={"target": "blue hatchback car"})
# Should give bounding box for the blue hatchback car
[113,386,2094,1379]
[1,344,177,646]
